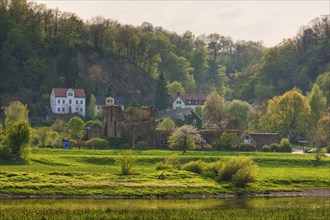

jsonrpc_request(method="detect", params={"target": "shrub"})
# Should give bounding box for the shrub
[278,138,292,152]
[270,143,279,152]
[238,143,256,152]
[315,147,327,161]
[202,161,223,179]
[220,157,255,182]
[137,141,149,149]
[116,150,137,175]
[19,146,31,161]
[262,145,271,152]
[156,155,181,170]
[85,138,109,149]
[0,145,12,160]
[232,166,258,187]
[182,160,205,174]
[213,131,238,151]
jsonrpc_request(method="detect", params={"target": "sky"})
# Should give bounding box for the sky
[35,0,329,47]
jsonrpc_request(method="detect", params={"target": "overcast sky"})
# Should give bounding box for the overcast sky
[35,0,329,47]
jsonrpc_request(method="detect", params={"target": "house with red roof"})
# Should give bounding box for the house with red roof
[50,88,86,117]
[172,93,207,110]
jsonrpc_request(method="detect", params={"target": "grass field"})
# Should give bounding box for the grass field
[0,148,329,196]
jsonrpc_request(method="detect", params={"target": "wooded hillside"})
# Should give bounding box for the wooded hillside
[0,0,329,117]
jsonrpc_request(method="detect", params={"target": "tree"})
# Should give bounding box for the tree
[203,91,226,130]
[314,115,330,148]
[154,72,170,111]
[4,101,29,127]
[259,88,311,138]
[51,119,67,134]
[168,125,201,154]
[307,84,327,128]
[226,99,252,130]
[5,120,31,159]
[67,116,85,138]
[156,117,175,130]
[87,94,97,118]
[315,71,330,104]
[167,81,185,95]
[123,106,153,148]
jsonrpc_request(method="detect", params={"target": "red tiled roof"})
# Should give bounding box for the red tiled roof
[53,88,86,98]
[172,93,208,105]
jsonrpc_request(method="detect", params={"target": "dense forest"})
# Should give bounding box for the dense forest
[0,0,329,117]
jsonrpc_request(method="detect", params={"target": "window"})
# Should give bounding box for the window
[62,108,65,112]
[80,108,83,112]
[69,99,72,104]
[76,100,78,104]
[58,100,60,104]
[68,92,73,96]
[57,107,60,112]
[62,100,65,104]
[193,119,197,124]
[76,108,78,112]
[80,100,83,104]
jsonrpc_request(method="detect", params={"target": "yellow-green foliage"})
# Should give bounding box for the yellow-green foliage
[116,150,138,175]
[156,155,181,170]
[156,117,175,130]
[85,138,109,149]
[5,121,31,159]
[220,157,256,181]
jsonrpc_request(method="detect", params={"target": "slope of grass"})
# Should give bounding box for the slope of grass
[0,148,329,196]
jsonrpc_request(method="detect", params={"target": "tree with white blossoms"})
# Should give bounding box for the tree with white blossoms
[168,125,202,154]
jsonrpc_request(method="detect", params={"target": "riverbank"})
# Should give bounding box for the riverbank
[0,189,330,199]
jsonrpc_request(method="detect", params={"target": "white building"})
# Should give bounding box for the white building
[172,93,207,110]
[50,88,86,117]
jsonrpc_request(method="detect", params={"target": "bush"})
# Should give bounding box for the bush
[202,161,222,179]
[238,143,256,152]
[85,138,109,149]
[220,157,255,182]
[182,160,206,174]
[278,138,292,152]
[156,155,181,170]
[137,141,149,149]
[116,150,137,175]
[262,145,271,152]
[0,145,12,160]
[270,143,279,152]
[232,166,258,187]
[19,146,31,161]
[315,147,327,161]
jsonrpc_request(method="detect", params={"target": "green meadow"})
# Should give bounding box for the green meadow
[0,148,329,196]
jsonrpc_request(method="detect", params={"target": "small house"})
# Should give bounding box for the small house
[172,93,207,110]
[241,132,280,150]
[50,88,86,117]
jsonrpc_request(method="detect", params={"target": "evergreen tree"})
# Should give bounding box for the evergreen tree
[154,72,170,111]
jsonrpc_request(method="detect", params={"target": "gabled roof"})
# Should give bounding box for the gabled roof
[172,93,208,105]
[52,88,86,98]
[156,107,194,121]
